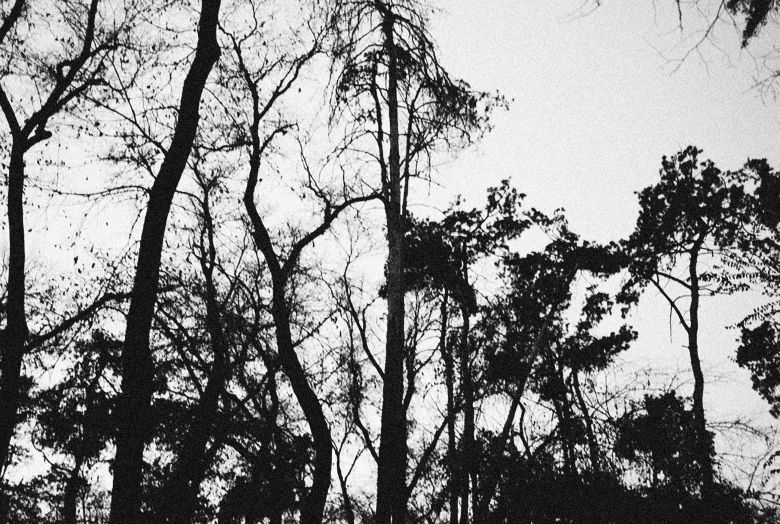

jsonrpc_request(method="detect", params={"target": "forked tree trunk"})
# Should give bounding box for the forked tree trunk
[0,0,101,492]
[0,14,27,477]
[109,1,221,521]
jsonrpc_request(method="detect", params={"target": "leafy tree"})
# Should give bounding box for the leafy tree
[616,392,712,493]
[623,146,757,495]
[477,216,631,524]
[402,182,529,523]
[722,0,777,45]
[15,331,120,524]
[737,322,780,417]
[615,391,767,524]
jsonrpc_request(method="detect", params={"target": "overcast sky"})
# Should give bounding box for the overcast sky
[426,1,780,441]
[431,0,780,239]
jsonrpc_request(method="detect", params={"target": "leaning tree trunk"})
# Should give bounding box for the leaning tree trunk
[271,285,333,524]
[571,369,600,473]
[243,153,333,524]
[109,1,221,521]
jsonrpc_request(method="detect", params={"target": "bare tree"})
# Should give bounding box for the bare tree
[330,2,500,521]
[0,0,133,504]
[109,0,222,520]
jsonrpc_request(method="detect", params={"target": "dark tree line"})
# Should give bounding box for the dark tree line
[1,1,780,523]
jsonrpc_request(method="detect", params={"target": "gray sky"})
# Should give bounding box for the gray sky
[427,0,780,459]
[432,0,780,241]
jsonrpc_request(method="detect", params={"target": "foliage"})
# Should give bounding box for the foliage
[625,146,756,284]
[737,322,780,417]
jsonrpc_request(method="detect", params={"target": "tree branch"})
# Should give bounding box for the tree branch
[650,276,690,333]
[26,291,131,350]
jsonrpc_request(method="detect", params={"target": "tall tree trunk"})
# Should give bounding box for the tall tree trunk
[267,368,284,524]
[687,242,713,494]
[0,140,29,478]
[376,8,406,524]
[439,292,458,524]
[109,1,221,521]
[0,0,98,490]
[459,304,474,524]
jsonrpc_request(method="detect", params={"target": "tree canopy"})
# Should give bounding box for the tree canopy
[0,1,779,524]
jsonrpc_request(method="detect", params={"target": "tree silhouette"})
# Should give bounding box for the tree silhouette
[623,146,757,496]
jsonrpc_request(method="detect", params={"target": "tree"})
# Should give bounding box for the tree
[331,1,501,521]
[614,391,767,524]
[29,331,121,524]
[400,181,530,524]
[476,216,630,523]
[0,0,133,482]
[109,0,222,520]
[218,11,377,521]
[623,146,757,496]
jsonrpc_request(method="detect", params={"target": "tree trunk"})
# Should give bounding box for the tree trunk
[336,450,356,524]
[439,292,458,524]
[243,177,333,524]
[571,370,599,473]
[375,9,407,524]
[272,283,333,524]
[553,357,577,477]
[158,183,230,524]
[0,0,98,488]
[162,281,228,521]
[459,304,474,524]
[474,268,577,523]
[109,1,221,521]
[62,454,85,524]
[687,243,713,494]
[0,140,29,480]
